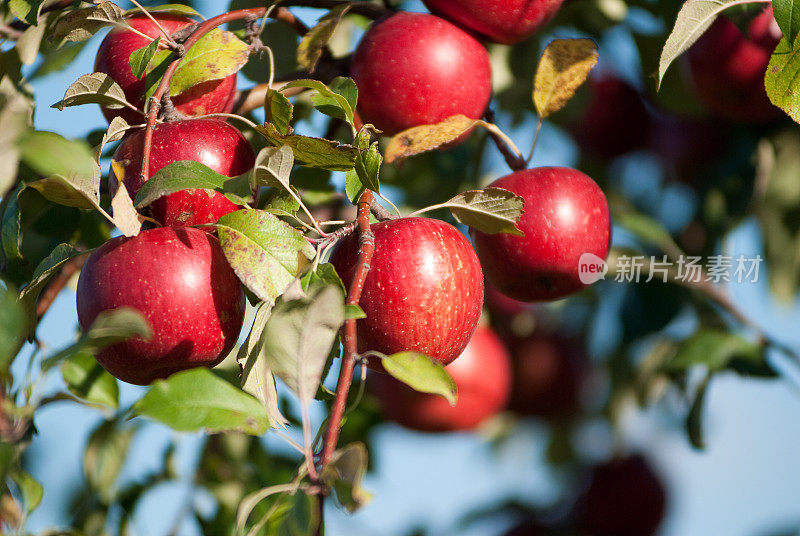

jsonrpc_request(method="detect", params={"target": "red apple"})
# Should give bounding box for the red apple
[573,75,651,160]
[499,520,546,536]
[471,167,610,302]
[507,333,586,419]
[577,454,667,536]
[371,324,511,432]
[687,5,782,122]
[422,0,564,44]
[110,118,255,228]
[76,227,245,385]
[95,14,237,124]
[648,112,726,182]
[350,12,492,136]
[330,217,484,366]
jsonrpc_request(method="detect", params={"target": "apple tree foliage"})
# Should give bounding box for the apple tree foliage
[1,0,800,534]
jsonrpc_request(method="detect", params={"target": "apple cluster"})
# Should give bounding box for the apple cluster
[75,2,616,404]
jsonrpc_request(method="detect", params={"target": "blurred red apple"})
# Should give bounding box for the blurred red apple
[507,333,586,419]
[577,454,667,536]
[422,0,564,44]
[330,217,483,366]
[350,12,492,136]
[687,5,782,122]
[573,75,651,160]
[95,14,237,124]
[472,167,610,302]
[371,324,511,432]
[110,118,255,228]
[76,227,246,385]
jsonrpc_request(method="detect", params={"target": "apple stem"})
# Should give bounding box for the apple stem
[526,116,544,166]
[484,109,526,172]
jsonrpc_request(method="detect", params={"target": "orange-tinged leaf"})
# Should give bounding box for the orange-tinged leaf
[533,38,598,118]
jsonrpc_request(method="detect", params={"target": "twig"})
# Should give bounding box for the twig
[369,198,396,221]
[320,190,375,465]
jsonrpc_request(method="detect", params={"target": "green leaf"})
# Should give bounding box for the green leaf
[327,77,357,114]
[124,4,203,18]
[614,211,675,249]
[43,308,152,370]
[61,352,119,409]
[260,281,345,403]
[320,442,372,513]
[134,368,270,434]
[301,262,345,294]
[129,37,160,79]
[265,88,293,136]
[30,41,88,80]
[20,130,97,181]
[262,188,301,214]
[686,373,711,450]
[443,187,524,235]
[252,145,295,190]
[1,189,22,267]
[19,244,86,337]
[9,0,46,26]
[16,11,52,65]
[147,28,250,99]
[50,1,125,43]
[297,5,350,72]
[281,78,355,124]
[283,491,320,536]
[380,351,457,405]
[133,160,252,208]
[774,0,800,44]
[0,285,24,370]
[664,329,763,373]
[83,419,137,501]
[0,87,31,196]
[52,72,133,112]
[236,483,298,533]
[255,123,358,171]
[216,209,316,305]
[9,470,43,515]
[238,302,287,428]
[766,33,800,123]
[354,142,381,194]
[345,304,366,319]
[657,0,765,89]
[344,168,364,203]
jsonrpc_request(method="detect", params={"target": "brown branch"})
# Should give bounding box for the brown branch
[282,0,390,19]
[36,255,87,320]
[369,198,396,221]
[320,190,375,466]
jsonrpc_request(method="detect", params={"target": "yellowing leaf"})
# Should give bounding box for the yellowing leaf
[533,38,598,118]
[385,115,479,164]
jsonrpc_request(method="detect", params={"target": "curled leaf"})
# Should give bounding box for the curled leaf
[533,38,598,118]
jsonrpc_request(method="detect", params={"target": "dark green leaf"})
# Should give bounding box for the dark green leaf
[236,483,298,533]
[344,168,363,203]
[133,160,252,208]
[281,78,354,124]
[61,352,119,409]
[320,442,372,513]
[43,307,152,370]
[266,88,293,136]
[260,281,344,403]
[773,0,800,46]
[0,285,24,370]
[686,373,711,450]
[134,368,270,434]
[124,4,202,17]
[50,1,125,43]
[9,0,46,26]
[9,470,43,514]
[297,5,350,72]
[216,209,315,304]
[380,351,457,405]
[84,419,137,501]
[444,188,524,236]
[256,123,358,171]
[129,37,160,79]
[283,491,320,536]
[354,142,381,194]
[664,329,763,373]
[19,244,86,337]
